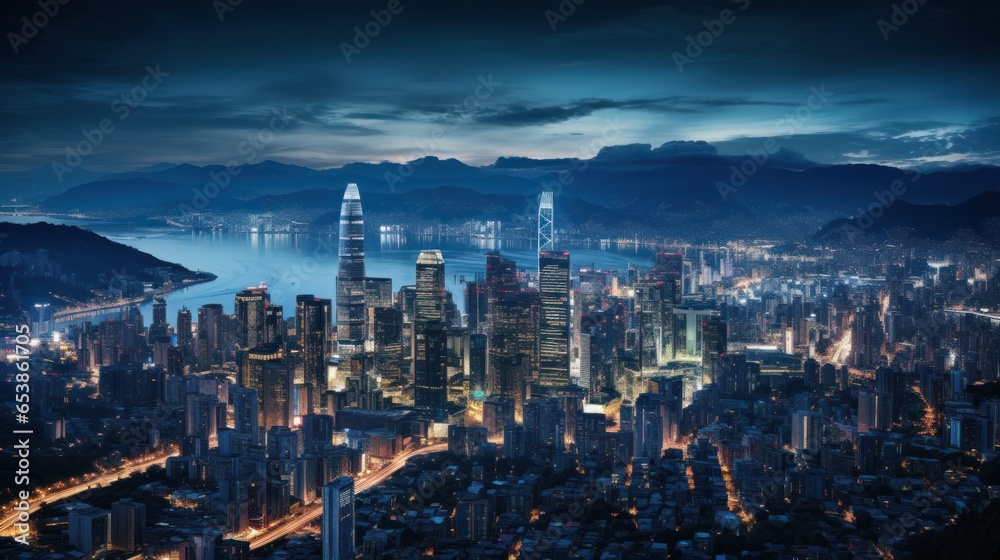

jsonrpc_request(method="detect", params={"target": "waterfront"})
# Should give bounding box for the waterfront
[1,216,651,325]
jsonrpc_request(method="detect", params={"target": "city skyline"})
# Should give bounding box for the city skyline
[1,1,998,559]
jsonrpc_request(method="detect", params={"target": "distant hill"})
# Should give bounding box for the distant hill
[11,144,999,239]
[0,221,215,315]
[814,191,1000,242]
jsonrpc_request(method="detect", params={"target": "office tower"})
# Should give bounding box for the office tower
[235,285,269,350]
[538,251,570,387]
[488,291,539,420]
[415,250,446,322]
[399,285,417,318]
[636,282,663,374]
[671,307,720,360]
[875,367,905,423]
[322,476,355,560]
[262,361,295,430]
[634,393,670,460]
[185,394,222,450]
[177,306,193,361]
[372,307,403,378]
[413,319,448,415]
[30,302,53,336]
[652,252,684,301]
[69,505,111,554]
[538,191,554,259]
[365,277,393,342]
[297,295,332,399]
[149,297,168,341]
[336,183,367,354]
[791,410,827,454]
[851,305,881,368]
[803,358,820,387]
[503,424,528,458]
[715,354,759,399]
[485,252,518,328]
[465,280,488,333]
[265,305,285,346]
[364,277,393,308]
[701,317,728,383]
[240,344,284,428]
[197,303,226,367]
[110,499,146,552]
[231,387,260,445]
[578,332,592,394]
[468,333,487,400]
[858,390,893,433]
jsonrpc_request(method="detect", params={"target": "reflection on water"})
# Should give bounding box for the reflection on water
[4,217,651,326]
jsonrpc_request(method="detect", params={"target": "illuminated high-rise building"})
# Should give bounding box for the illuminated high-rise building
[415,250,446,323]
[176,306,193,361]
[485,251,518,332]
[538,191,554,261]
[488,291,539,419]
[149,297,168,341]
[235,285,269,350]
[413,319,448,415]
[197,303,226,367]
[701,316,728,382]
[297,295,332,399]
[322,476,355,560]
[336,183,366,354]
[240,344,284,428]
[538,251,570,387]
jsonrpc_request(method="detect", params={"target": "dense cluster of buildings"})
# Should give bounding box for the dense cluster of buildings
[2,183,1000,559]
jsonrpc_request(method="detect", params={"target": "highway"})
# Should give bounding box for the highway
[0,451,177,533]
[248,442,448,550]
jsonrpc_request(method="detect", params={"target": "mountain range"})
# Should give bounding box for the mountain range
[3,143,999,241]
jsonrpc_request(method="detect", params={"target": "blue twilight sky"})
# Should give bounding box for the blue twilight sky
[0,0,998,173]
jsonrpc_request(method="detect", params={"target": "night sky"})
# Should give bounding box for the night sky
[1,0,998,173]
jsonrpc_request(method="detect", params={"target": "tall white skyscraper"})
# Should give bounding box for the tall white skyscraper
[337,183,367,355]
[538,191,554,258]
[322,476,355,560]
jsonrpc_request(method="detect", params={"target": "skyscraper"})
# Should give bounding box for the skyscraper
[322,476,355,560]
[197,303,226,367]
[176,306,193,362]
[415,250,446,322]
[701,317,728,383]
[149,297,168,341]
[235,285,269,350]
[297,295,332,398]
[538,251,570,387]
[485,251,518,332]
[336,183,366,354]
[413,319,448,415]
[110,499,146,552]
[538,191,554,259]
[239,344,284,429]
